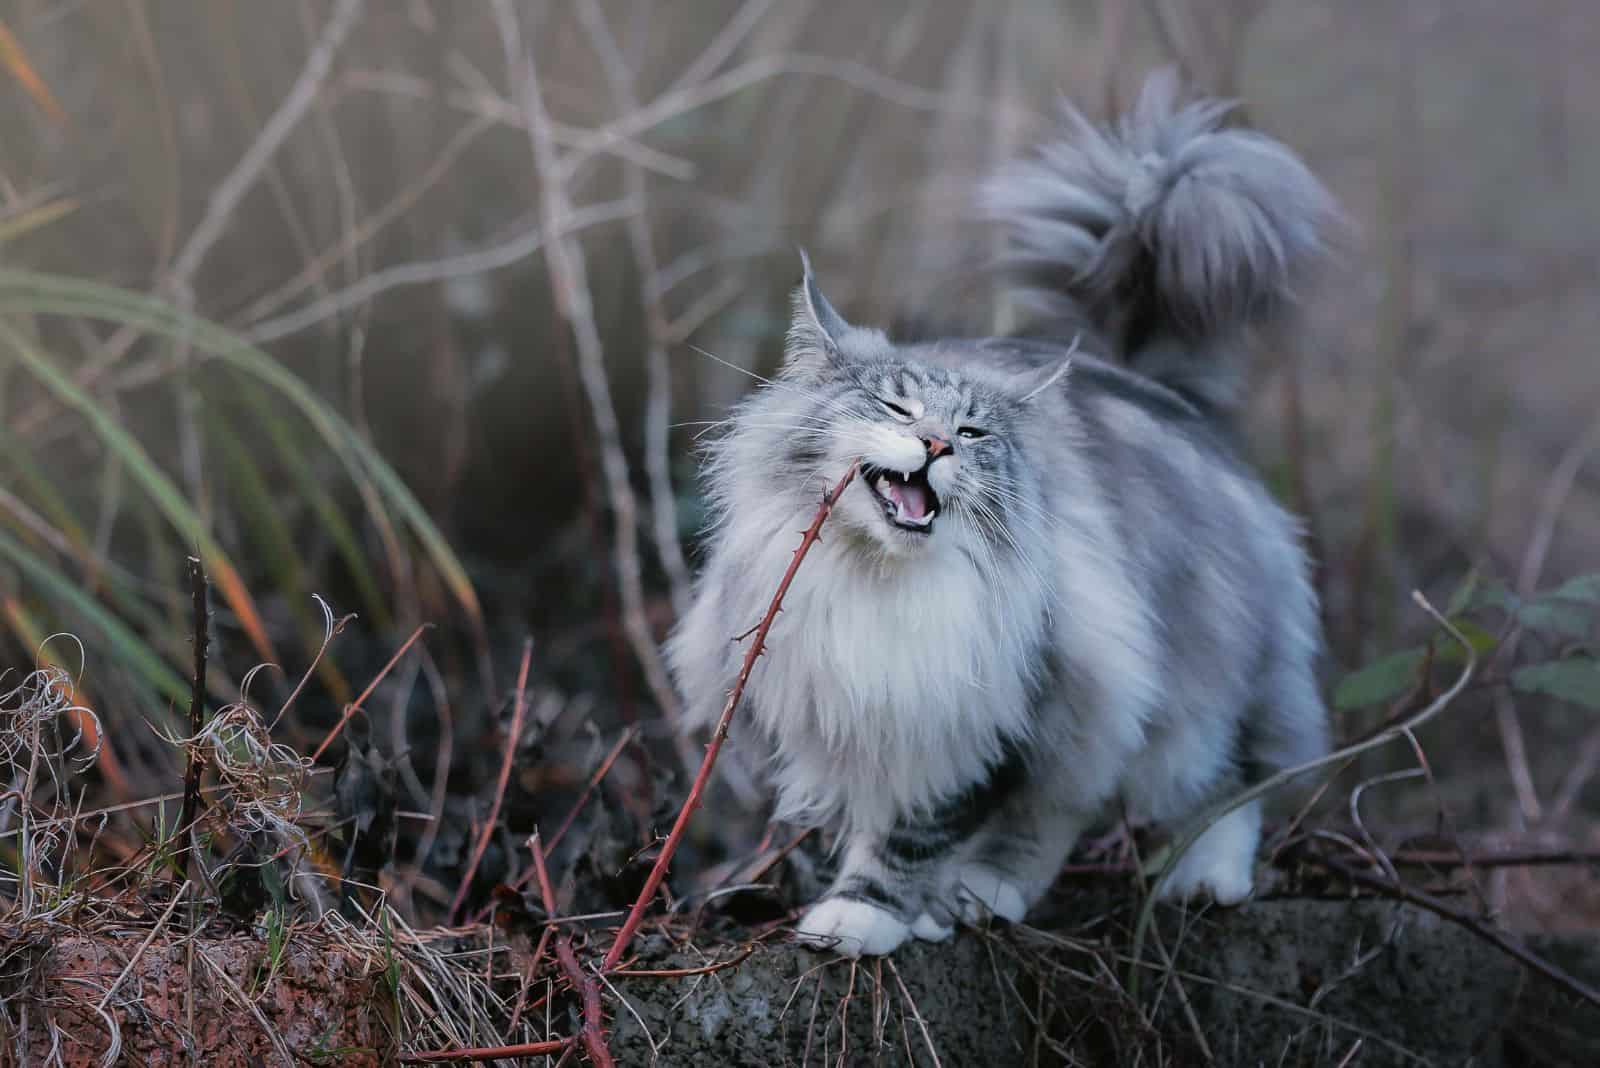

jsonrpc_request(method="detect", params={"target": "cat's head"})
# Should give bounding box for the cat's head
[716,258,1070,562]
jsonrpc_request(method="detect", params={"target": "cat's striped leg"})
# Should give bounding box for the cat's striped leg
[797,750,1026,957]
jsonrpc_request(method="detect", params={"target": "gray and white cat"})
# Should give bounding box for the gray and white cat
[666,74,1335,957]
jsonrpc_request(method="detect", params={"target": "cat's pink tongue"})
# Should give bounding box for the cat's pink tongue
[887,480,931,519]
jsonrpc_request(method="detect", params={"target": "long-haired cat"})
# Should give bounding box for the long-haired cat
[666,74,1335,956]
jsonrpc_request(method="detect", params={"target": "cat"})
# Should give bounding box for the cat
[665,73,1335,957]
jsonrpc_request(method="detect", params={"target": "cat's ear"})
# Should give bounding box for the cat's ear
[785,250,851,374]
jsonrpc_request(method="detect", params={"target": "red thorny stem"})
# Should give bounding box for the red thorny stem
[600,462,859,972]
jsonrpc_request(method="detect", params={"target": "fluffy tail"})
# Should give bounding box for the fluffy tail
[985,72,1336,411]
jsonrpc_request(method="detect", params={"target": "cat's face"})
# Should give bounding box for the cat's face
[740,269,1061,561]
[808,359,1022,555]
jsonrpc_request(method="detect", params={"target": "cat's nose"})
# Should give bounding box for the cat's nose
[923,434,951,459]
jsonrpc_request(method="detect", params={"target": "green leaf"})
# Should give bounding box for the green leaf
[1334,648,1426,710]
[1515,574,1600,638]
[1333,619,1493,711]
[1548,574,1600,604]
[1518,597,1593,638]
[1445,619,1499,659]
[1511,659,1600,710]
[0,527,188,703]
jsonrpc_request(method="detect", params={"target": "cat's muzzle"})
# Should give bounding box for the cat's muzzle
[862,462,941,533]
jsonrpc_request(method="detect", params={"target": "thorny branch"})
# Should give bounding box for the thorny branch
[532,831,616,1068]
[176,557,208,886]
[602,461,860,972]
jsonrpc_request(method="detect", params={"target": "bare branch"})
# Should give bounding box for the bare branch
[490,1,690,759]
[575,0,693,617]
[240,198,637,345]
[168,0,366,289]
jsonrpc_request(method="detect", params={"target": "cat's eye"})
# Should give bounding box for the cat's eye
[879,398,912,420]
[958,426,987,440]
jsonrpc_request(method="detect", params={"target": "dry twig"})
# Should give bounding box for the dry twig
[176,557,208,885]
[448,638,533,922]
[531,831,616,1068]
[491,1,692,776]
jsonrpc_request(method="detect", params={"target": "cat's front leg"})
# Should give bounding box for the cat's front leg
[796,757,1022,956]
[794,830,921,957]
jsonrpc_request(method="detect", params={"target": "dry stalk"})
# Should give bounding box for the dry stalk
[399,1037,572,1063]
[447,638,532,922]
[602,461,859,972]
[1495,408,1600,823]
[1310,850,1600,1008]
[490,1,693,776]
[310,623,431,762]
[176,557,208,885]
[241,197,636,346]
[472,724,639,925]
[575,0,694,619]
[531,831,616,1068]
[166,0,365,287]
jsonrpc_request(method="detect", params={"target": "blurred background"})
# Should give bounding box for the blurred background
[2,0,1598,930]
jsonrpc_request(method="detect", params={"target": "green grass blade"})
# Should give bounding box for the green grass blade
[0,423,92,551]
[202,403,353,703]
[0,271,482,628]
[0,526,188,703]
[0,316,278,664]
[232,377,393,631]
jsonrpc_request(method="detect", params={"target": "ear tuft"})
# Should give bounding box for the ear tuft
[785,249,851,375]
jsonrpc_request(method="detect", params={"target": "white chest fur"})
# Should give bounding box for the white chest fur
[737,531,1042,827]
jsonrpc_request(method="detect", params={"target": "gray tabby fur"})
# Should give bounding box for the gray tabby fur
[665,74,1334,957]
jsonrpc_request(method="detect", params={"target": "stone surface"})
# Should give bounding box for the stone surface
[12,898,1598,1066]
[609,897,1596,1067]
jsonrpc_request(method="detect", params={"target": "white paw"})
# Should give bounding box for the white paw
[795,897,911,957]
[1157,856,1254,905]
[1158,803,1260,906]
[953,867,1027,924]
[910,912,954,943]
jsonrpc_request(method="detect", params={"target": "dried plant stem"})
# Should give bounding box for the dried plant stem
[400,1038,572,1063]
[167,0,365,286]
[447,638,532,922]
[492,1,693,771]
[575,0,693,619]
[472,724,640,925]
[602,462,859,973]
[310,623,431,762]
[531,832,616,1068]
[1313,851,1600,1008]
[1496,407,1600,822]
[240,197,636,346]
[176,557,208,884]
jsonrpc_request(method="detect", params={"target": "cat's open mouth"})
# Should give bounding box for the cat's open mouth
[862,463,940,533]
